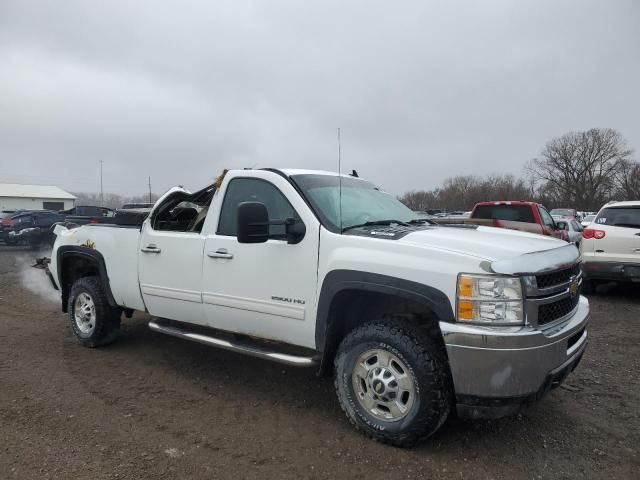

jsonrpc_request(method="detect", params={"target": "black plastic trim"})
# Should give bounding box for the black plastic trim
[56,246,117,312]
[315,269,455,352]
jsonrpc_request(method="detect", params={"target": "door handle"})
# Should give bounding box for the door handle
[635,233,640,236]
[207,248,234,259]
[141,244,161,253]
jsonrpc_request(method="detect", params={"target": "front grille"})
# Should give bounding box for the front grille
[535,264,581,289]
[537,291,580,325]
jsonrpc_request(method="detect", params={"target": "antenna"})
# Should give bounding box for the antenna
[99,160,104,207]
[148,176,152,203]
[338,128,343,233]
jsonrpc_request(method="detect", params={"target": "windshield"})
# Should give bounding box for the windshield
[291,174,421,232]
[550,209,574,217]
[472,205,535,223]
[594,207,640,229]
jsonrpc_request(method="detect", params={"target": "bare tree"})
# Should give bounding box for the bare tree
[72,192,160,209]
[398,190,439,211]
[527,128,633,210]
[399,174,535,212]
[614,159,640,200]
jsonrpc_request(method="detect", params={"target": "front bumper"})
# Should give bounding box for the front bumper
[441,296,589,418]
[582,260,640,282]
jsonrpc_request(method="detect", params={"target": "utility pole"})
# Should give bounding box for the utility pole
[148,176,152,203]
[99,160,104,207]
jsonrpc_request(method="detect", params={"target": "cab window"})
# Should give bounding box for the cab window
[217,178,299,239]
[538,207,555,229]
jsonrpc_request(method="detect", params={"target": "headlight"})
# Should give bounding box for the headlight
[456,274,524,325]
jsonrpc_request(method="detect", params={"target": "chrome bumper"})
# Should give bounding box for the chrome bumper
[441,295,589,402]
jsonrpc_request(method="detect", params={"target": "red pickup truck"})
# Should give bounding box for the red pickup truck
[435,201,569,241]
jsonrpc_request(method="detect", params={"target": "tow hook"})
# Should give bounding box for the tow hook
[33,257,51,269]
[33,257,58,291]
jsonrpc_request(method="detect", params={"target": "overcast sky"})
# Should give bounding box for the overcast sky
[0,1,638,197]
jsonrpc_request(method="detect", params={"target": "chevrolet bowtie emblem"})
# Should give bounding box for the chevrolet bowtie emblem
[569,277,579,297]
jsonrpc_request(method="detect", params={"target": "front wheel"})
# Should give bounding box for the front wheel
[334,320,452,447]
[68,276,121,347]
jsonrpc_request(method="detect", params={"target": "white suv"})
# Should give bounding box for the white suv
[581,200,640,291]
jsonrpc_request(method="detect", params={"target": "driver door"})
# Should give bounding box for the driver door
[201,173,320,348]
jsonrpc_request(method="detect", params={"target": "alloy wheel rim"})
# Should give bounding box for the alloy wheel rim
[351,348,416,421]
[74,292,96,334]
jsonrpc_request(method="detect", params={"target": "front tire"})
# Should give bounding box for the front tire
[68,276,121,347]
[334,320,452,447]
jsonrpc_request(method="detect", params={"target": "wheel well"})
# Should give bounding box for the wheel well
[59,255,102,312]
[318,289,450,376]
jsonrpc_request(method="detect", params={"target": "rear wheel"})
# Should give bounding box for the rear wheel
[334,320,452,447]
[68,276,121,347]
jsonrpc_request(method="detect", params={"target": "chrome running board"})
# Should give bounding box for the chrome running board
[148,320,318,367]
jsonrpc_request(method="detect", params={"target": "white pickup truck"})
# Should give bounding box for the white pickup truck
[44,168,589,446]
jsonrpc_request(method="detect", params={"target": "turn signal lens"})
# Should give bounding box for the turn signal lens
[457,300,474,320]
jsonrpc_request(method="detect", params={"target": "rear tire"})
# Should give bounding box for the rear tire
[334,320,452,447]
[68,276,121,347]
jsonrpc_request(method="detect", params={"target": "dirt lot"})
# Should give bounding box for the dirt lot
[0,246,638,480]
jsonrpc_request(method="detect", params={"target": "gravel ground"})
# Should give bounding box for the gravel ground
[0,245,638,479]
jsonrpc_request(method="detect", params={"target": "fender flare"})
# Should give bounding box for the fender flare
[57,245,117,311]
[315,269,455,352]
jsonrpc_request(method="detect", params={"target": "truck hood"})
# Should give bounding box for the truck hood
[399,225,577,270]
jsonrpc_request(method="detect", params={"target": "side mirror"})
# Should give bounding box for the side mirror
[285,218,306,244]
[555,221,568,230]
[237,202,269,243]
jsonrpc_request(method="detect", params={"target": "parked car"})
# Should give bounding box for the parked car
[581,200,640,292]
[1,209,57,244]
[1,210,20,244]
[120,202,155,210]
[113,206,152,226]
[555,218,583,246]
[6,210,65,248]
[59,206,116,226]
[43,168,588,447]
[550,208,579,220]
[581,214,596,228]
[435,201,570,241]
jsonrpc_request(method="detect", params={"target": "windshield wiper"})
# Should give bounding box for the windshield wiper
[408,218,434,225]
[341,219,410,233]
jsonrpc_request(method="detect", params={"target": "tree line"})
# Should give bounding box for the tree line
[400,128,639,212]
[71,191,160,209]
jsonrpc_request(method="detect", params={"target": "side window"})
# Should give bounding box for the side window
[217,178,299,239]
[539,207,555,229]
[153,200,202,232]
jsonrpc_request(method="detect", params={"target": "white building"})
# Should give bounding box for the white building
[0,183,76,211]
